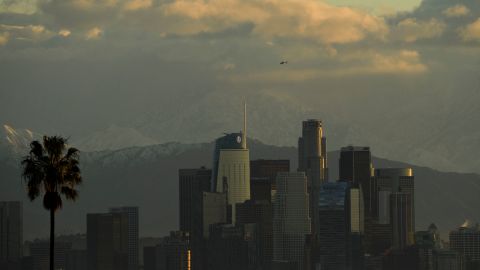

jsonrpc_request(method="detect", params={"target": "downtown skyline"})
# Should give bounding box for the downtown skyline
[1,0,480,269]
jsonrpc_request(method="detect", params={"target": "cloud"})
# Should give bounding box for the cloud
[0,32,9,45]
[162,0,388,44]
[58,29,71,37]
[124,0,152,11]
[85,26,102,39]
[459,18,480,42]
[370,50,427,74]
[228,49,427,82]
[392,18,445,42]
[443,5,470,18]
[0,0,38,14]
[68,0,118,10]
[0,24,55,42]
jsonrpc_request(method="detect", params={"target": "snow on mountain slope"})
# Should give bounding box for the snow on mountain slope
[71,125,159,152]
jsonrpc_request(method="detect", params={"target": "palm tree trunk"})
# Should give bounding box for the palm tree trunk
[50,208,55,270]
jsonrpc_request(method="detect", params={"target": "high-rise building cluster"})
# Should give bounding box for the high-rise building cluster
[170,115,479,270]
[2,110,480,270]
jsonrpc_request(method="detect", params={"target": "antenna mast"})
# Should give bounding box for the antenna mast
[242,101,247,149]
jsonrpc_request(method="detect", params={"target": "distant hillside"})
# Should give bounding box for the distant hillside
[0,140,478,240]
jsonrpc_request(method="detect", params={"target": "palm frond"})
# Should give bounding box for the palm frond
[61,186,78,201]
[29,140,44,158]
[43,136,67,162]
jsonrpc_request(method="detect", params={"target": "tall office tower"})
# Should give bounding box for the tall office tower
[179,170,225,270]
[298,120,328,234]
[236,200,273,270]
[206,223,258,270]
[143,231,190,270]
[213,104,250,224]
[179,167,219,270]
[29,240,72,270]
[345,187,365,270]
[273,172,311,270]
[250,159,290,202]
[317,182,348,270]
[87,212,128,270]
[450,221,480,267]
[179,168,212,236]
[374,168,414,220]
[339,146,372,212]
[0,201,23,269]
[390,193,414,249]
[109,207,139,270]
[371,168,415,251]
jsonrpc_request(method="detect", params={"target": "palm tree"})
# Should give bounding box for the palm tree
[21,136,82,270]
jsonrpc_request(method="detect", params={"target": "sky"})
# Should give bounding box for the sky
[1,0,480,173]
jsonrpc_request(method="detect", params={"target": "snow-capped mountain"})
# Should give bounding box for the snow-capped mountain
[1,138,479,240]
[3,85,480,175]
[71,125,159,152]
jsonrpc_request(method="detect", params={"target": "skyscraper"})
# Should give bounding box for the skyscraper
[298,120,328,183]
[390,193,414,249]
[346,187,365,270]
[213,104,250,224]
[0,201,23,269]
[273,172,311,270]
[179,167,212,237]
[87,212,128,270]
[298,120,328,233]
[178,167,224,270]
[250,159,290,202]
[373,168,414,222]
[109,207,139,270]
[339,146,371,185]
[236,200,273,270]
[339,146,372,211]
[317,182,348,270]
[370,168,415,251]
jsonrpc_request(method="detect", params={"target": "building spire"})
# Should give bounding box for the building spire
[242,100,247,149]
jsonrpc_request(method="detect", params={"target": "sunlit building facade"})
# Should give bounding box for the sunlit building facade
[213,105,250,224]
[298,119,328,233]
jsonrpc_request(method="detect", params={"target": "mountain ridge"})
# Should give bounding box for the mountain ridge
[0,139,479,240]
